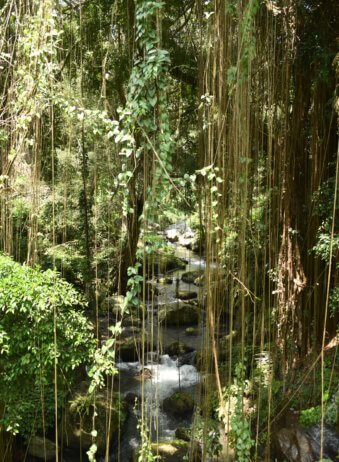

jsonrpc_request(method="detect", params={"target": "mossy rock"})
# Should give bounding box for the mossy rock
[165,341,193,357]
[162,391,194,417]
[147,252,186,276]
[28,436,57,460]
[185,327,199,336]
[177,290,198,300]
[158,302,199,326]
[181,270,204,285]
[117,334,153,362]
[64,387,126,455]
[158,277,173,284]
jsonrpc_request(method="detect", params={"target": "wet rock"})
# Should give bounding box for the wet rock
[177,350,197,367]
[177,290,198,300]
[305,424,339,461]
[145,280,159,300]
[117,334,154,362]
[158,302,199,326]
[64,387,126,455]
[165,341,194,357]
[274,428,313,462]
[181,270,204,285]
[194,351,203,371]
[273,425,339,462]
[163,391,194,417]
[27,436,57,460]
[158,276,173,284]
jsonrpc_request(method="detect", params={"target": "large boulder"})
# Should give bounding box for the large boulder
[177,350,197,367]
[305,424,339,460]
[166,229,180,242]
[273,425,339,462]
[158,302,199,326]
[273,428,314,462]
[162,391,194,417]
[181,270,204,285]
[177,290,198,300]
[165,341,194,357]
[64,386,126,455]
[165,222,191,242]
[164,222,200,250]
[178,231,195,248]
[27,436,57,460]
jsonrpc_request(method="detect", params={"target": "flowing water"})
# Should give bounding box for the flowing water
[109,242,205,461]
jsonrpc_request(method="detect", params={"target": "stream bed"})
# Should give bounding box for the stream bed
[108,241,206,461]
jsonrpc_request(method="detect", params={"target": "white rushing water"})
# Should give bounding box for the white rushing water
[116,354,199,402]
[114,354,200,453]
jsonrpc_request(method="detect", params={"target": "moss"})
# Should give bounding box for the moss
[158,303,199,326]
[186,327,199,336]
[181,270,204,284]
[163,391,194,416]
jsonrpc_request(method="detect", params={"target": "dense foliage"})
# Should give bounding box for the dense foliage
[0,254,94,437]
[0,0,338,461]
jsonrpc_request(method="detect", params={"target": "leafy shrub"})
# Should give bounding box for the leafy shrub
[299,389,339,428]
[0,254,95,437]
[299,405,322,427]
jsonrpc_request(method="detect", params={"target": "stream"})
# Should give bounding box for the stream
[109,241,206,461]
